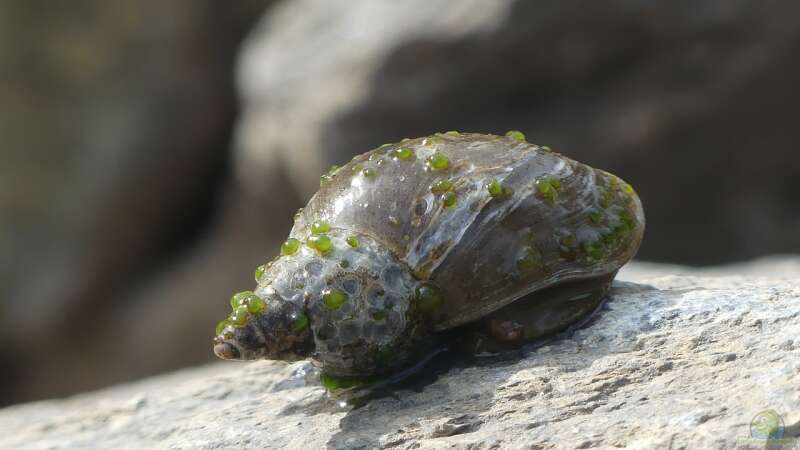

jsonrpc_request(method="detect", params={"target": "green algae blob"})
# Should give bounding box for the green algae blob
[215,319,231,335]
[430,179,453,194]
[486,179,503,197]
[229,291,265,320]
[311,221,331,235]
[230,305,250,326]
[246,296,266,314]
[281,238,301,256]
[254,264,267,282]
[290,312,309,332]
[393,147,414,160]
[622,182,635,195]
[486,178,513,199]
[346,235,360,248]
[535,177,561,202]
[505,130,526,142]
[441,191,457,208]
[427,153,450,171]
[307,234,333,254]
[322,288,349,310]
[230,291,257,309]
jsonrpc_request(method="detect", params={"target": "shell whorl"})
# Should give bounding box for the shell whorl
[258,230,421,375]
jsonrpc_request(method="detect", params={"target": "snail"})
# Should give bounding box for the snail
[213,131,644,385]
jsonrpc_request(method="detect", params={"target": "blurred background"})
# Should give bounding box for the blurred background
[2,0,799,406]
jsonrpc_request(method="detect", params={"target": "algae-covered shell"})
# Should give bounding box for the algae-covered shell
[295,132,644,330]
[213,132,644,378]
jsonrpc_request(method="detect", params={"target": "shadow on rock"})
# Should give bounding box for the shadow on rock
[324,281,659,449]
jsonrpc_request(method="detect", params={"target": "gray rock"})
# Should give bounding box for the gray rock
[2,265,797,449]
[622,254,800,281]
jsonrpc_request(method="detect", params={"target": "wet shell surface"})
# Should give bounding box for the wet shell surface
[213,131,645,380]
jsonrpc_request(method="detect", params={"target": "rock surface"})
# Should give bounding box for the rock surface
[2,262,798,449]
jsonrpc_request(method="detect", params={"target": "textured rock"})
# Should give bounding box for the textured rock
[2,262,798,449]
[621,254,800,282]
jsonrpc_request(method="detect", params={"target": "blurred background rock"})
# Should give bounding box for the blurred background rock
[1,0,799,405]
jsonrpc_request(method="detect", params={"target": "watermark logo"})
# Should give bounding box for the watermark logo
[736,409,797,448]
[750,409,785,441]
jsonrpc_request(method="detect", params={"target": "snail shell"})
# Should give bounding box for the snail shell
[213,132,644,379]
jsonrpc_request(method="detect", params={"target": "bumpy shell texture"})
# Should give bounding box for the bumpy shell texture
[215,132,644,377]
[296,132,643,329]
